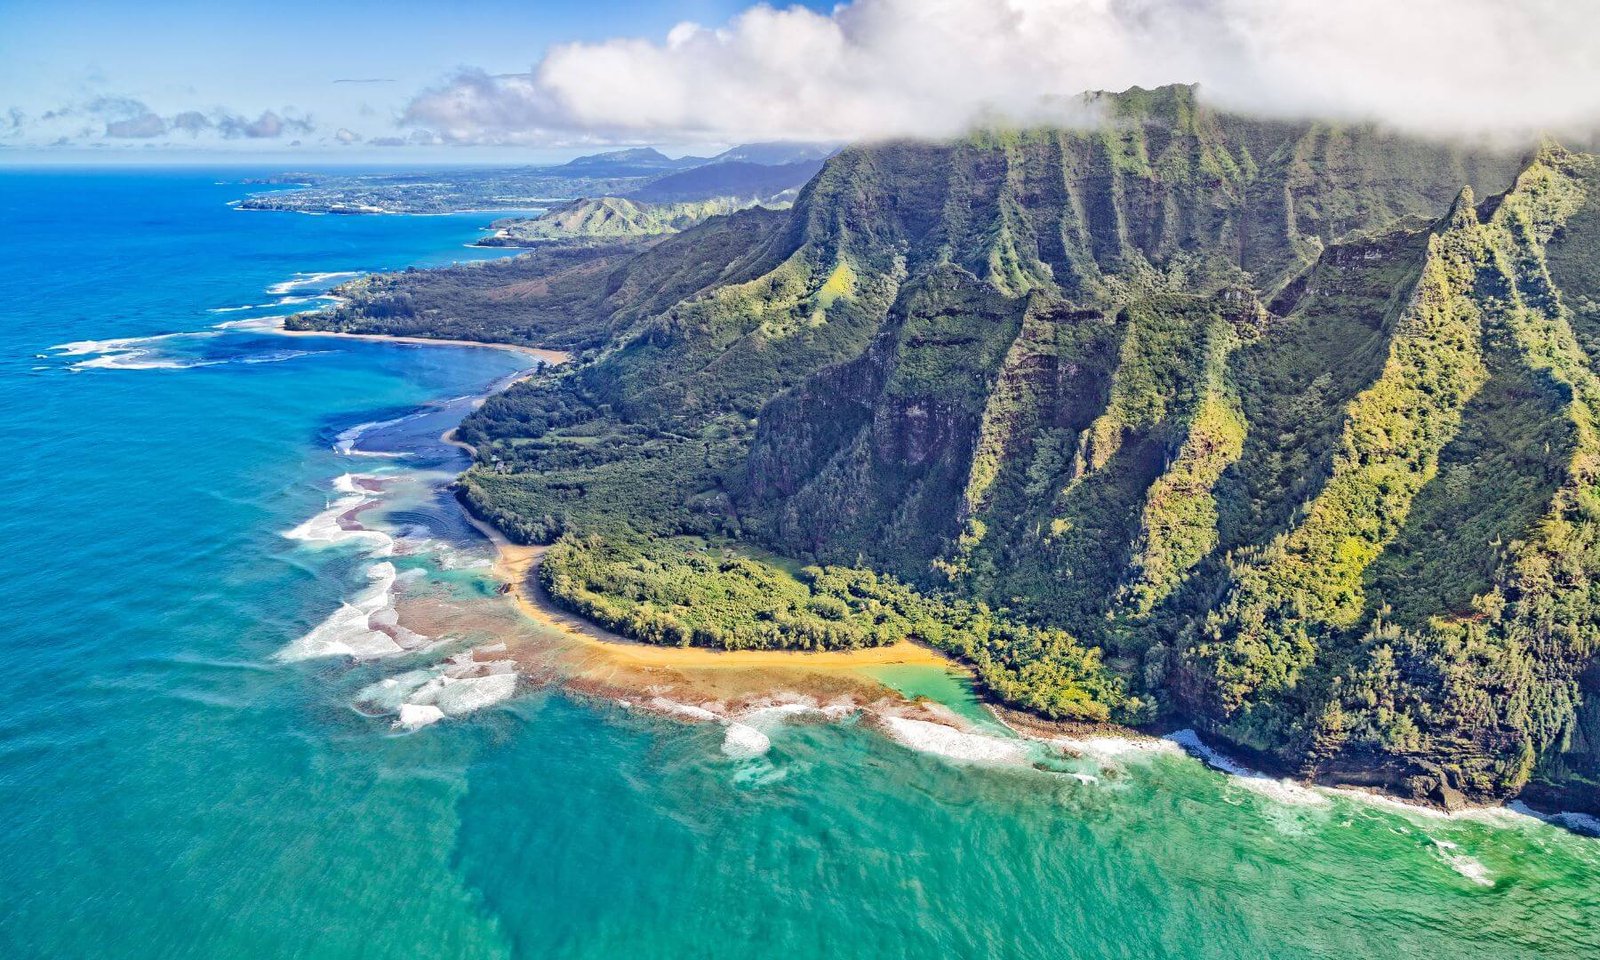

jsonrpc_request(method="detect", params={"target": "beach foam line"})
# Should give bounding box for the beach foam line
[876,713,1030,765]
[1165,729,1329,807]
[1505,801,1600,836]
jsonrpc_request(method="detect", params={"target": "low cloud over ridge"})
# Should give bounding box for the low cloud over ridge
[404,0,1600,144]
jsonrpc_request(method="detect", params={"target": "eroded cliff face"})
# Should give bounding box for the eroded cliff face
[741,140,1600,809]
[324,83,1596,807]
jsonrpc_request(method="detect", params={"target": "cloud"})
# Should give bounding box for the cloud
[333,78,396,84]
[105,112,167,138]
[403,0,1600,145]
[334,127,362,144]
[216,109,315,139]
[169,111,212,135]
[15,96,317,146]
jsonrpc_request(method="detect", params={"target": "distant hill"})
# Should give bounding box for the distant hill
[629,159,825,203]
[478,196,752,245]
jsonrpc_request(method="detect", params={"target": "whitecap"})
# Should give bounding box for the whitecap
[281,494,393,556]
[266,271,362,295]
[334,414,421,457]
[395,703,445,731]
[1431,838,1494,886]
[721,722,773,758]
[877,714,1030,765]
[275,562,408,661]
[71,351,224,371]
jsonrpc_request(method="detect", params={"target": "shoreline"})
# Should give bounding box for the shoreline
[459,507,953,673]
[281,314,1599,830]
[271,319,572,367]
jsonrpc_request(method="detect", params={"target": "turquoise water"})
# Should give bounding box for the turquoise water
[1,169,1597,959]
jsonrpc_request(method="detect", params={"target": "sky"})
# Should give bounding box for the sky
[4,0,1599,165]
[0,0,835,163]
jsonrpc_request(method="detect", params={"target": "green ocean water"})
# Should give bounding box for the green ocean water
[1,169,1596,959]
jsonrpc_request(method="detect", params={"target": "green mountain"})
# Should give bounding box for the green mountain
[293,85,1600,813]
[478,196,756,246]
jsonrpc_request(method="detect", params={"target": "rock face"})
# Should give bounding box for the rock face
[320,84,1600,810]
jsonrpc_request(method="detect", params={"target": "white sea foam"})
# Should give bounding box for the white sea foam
[275,562,411,661]
[396,703,446,730]
[1506,800,1600,836]
[266,271,361,295]
[356,648,523,727]
[333,414,419,457]
[877,714,1030,765]
[1165,729,1329,807]
[282,494,394,556]
[52,332,208,355]
[1050,732,1180,759]
[71,350,223,371]
[356,669,437,712]
[1431,838,1494,886]
[721,723,773,758]
[649,697,724,723]
[212,316,287,332]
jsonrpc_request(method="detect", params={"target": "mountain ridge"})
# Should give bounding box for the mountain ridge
[289,85,1600,812]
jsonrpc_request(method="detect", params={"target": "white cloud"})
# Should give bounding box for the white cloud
[404,0,1600,145]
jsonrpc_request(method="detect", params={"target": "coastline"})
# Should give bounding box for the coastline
[459,507,952,673]
[281,314,1600,830]
[270,318,572,367]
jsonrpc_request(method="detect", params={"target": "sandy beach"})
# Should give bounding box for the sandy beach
[280,314,962,699]
[459,510,953,674]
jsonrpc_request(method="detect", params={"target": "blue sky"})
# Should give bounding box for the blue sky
[4,1,1595,164]
[0,0,835,163]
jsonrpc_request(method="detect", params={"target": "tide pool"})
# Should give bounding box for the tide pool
[1,169,1596,959]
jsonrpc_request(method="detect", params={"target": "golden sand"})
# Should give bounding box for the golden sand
[284,316,959,703]
[463,513,952,678]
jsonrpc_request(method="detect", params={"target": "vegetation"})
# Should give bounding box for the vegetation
[297,86,1600,810]
[541,534,1134,722]
[478,196,763,246]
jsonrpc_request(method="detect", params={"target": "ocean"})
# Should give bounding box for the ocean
[1,168,1596,959]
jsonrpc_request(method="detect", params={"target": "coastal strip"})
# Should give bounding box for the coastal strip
[459,509,952,672]
[268,316,572,367]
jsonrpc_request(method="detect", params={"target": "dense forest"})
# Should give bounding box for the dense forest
[294,84,1600,813]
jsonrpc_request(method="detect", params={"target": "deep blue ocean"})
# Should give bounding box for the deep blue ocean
[1,169,1597,959]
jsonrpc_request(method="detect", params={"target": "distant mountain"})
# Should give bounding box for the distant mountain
[705,142,839,166]
[629,159,825,203]
[553,147,702,177]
